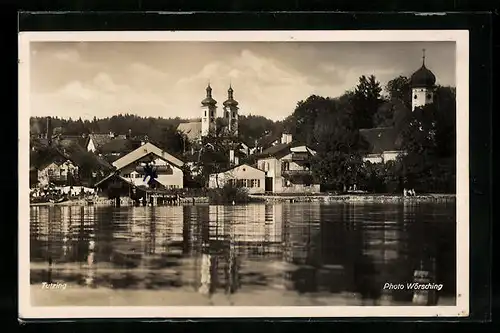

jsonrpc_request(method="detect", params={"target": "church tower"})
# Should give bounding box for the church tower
[201,83,217,137]
[410,49,436,111]
[222,84,239,136]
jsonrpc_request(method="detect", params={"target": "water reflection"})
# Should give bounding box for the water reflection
[30,201,456,305]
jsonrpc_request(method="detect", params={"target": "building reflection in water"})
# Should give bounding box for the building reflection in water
[29,201,456,305]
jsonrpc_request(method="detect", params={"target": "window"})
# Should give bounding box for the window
[210,111,214,117]
[427,94,432,99]
[414,95,418,99]
[225,111,229,118]
[257,179,260,187]
[232,111,236,118]
[204,111,207,117]
[282,161,290,171]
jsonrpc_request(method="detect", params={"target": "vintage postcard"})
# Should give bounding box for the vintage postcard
[18,30,469,319]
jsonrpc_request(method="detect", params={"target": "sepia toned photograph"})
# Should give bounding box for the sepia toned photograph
[18,30,469,319]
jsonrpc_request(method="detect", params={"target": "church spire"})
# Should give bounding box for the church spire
[422,48,426,66]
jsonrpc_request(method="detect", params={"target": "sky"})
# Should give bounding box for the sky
[29,41,455,121]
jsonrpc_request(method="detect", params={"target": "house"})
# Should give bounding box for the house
[35,155,79,187]
[359,127,403,164]
[95,142,185,191]
[252,131,283,154]
[30,138,114,188]
[208,163,266,194]
[254,134,320,194]
[85,132,127,153]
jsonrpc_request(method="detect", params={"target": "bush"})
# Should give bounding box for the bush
[208,184,250,204]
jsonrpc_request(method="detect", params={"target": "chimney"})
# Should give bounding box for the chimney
[229,149,235,165]
[46,117,52,146]
[127,128,132,139]
[281,133,292,144]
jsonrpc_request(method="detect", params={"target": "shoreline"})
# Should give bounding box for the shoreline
[30,193,456,207]
[250,194,456,203]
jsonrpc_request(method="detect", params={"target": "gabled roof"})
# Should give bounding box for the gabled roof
[257,131,282,149]
[359,127,402,154]
[112,142,184,171]
[214,163,266,175]
[56,140,114,171]
[255,143,292,159]
[177,121,202,142]
[97,138,140,154]
[37,154,71,170]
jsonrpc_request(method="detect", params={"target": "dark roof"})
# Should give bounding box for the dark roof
[238,137,256,148]
[62,135,87,146]
[257,131,282,149]
[410,64,436,88]
[254,143,291,159]
[37,152,70,170]
[359,127,402,154]
[54,140,113,171]
[97,138,139,154]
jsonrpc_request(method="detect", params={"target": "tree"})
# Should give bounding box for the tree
[311,111,367,191]
[157,125,184,155]
[399,104,439,191]
[385,75,411,109]
[398,85,456,193]
[352,75,384,130]
[373,98,412,129]
[285,95,339,146]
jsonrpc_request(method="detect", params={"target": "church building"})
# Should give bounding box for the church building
[360,50,437,164]
[177,83,240,143]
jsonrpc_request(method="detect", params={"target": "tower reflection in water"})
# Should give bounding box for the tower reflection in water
[29,201,456,305]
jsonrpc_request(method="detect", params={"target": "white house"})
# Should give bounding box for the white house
[208,163,266,194]
[255,134,320,194]
[37,159,79,187]
[359,127,403,164]
[99,142,185,189]
[85,132,127,153]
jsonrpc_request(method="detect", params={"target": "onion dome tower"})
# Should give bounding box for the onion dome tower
[410,49,437,111]
[201,82,217,136]
[222,84,239,136]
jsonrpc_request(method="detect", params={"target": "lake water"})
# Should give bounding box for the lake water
[29,202,457,306]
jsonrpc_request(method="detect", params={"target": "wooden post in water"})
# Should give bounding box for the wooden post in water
[412,258,438,305]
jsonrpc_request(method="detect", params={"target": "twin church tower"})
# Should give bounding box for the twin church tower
[200,83,240,137]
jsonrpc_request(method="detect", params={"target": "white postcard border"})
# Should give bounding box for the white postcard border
[18,30,469,319]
